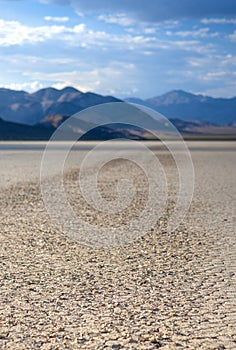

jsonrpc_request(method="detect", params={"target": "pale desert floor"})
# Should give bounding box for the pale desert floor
[0,141,235,349]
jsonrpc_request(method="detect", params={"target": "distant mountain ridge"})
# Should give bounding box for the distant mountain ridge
[0,87,235,127]
[0,86,121,125]
[0,87,235,140]
[126,90,236,125]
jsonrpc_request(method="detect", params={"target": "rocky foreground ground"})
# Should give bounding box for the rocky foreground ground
[0,143,235,349]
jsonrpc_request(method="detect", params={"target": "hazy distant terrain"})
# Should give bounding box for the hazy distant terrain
[126,90,236,125]
[0,87,121,125]
[0,87,235,140]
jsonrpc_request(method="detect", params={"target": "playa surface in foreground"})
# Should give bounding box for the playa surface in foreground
[0,141,235,349]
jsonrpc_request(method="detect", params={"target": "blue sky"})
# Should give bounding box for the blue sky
[0,0,236,98]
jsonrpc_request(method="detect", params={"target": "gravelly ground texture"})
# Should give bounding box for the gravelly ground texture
[0,142,235,349]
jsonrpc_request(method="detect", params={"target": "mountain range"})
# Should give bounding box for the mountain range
[125,90,236,125]
[0,87,120,125]
[0,87,235,140]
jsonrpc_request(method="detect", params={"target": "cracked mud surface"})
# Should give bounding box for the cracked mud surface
[0,142,235,349]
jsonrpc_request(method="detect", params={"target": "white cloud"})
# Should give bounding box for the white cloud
[4,81,45,92]
[0,17,214,56]
[167,40,214,54]
[201,17,236,24]
[220,54,236,66]
[44,16,70,22]
[0,54,85,70]
[64,27,160,50]
[141,51,154,55]
[0,18,158,50]
[229,30,236,42]
[202,71,228,81]
[98,13,135,26]
[22,62,138,96]
[97,15,178,34]
[166,27,219,38]
[161,20,180,28]
[143,27,156,34]
[188,54,236,69]
[72,23,86,33]
[188,58,205,67]
[197,86,236,98]
[0,19,86,46]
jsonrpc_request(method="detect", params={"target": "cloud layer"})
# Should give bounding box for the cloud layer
[0,0,235,97]
[44,0,236,21]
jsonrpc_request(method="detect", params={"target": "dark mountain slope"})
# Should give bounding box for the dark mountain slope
[0,117,53,140]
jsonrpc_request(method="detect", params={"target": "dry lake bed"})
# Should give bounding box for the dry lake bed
[0,141,235,349]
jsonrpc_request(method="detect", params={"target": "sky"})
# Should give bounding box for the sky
[0,0,236,98]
